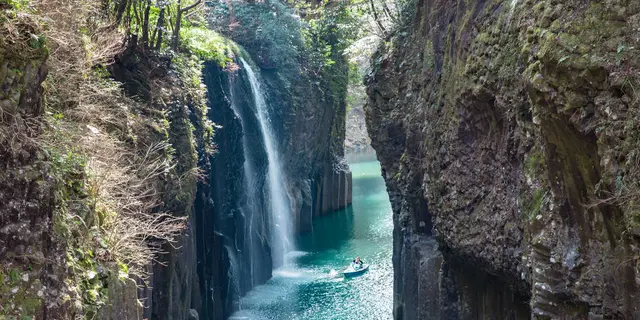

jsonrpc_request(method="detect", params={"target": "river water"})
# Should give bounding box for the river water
[229,160,393,319]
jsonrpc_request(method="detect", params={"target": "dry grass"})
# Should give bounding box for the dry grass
[0,8,46,59]
[0,112,43,155]
[83,133,185,279]
[28,0,187,280]
[0,7,47,154]
[33,0,125,110]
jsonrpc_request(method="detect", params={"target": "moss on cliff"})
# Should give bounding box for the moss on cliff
[0,5,52,318]
[367,0,640,318]
[0,0,224,317]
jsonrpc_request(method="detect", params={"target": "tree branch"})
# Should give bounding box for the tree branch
[180,0,202,14]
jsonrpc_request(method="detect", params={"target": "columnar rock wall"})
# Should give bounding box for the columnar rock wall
[366,0,640,318]
[198,45,352,317]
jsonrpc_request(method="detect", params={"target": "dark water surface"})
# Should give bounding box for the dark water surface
[229,161,393,319]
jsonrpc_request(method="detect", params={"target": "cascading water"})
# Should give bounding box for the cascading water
[239,57,293,267]
[229,160,393,320]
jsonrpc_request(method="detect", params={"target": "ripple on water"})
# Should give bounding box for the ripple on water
[230,161,393,319]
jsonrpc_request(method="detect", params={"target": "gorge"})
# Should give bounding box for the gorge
[2,0,640,319]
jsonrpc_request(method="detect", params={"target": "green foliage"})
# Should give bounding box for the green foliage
[27,34,45,49]
[117,261,129,280]
[210,1,305,70]
[210,0,362,72]
[0,285,41,318]
[173,54,206,89]
[172,52,217,155]
[346,60,367,111]
[180,27,236,66]
[301,1,363,64]
[48,145,88,218]
[66,245,110,316]
[348,60,362,84]
[1,0,30,10]
[44,120,120,317]
[111,0,206,53]
[0,265,43,318]
[524,148,543,178]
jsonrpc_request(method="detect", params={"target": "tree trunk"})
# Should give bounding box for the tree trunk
[369,0,386,36]
[133,0,141,33]
[115,0,128,24]
[141,0,151,47]
[125,0,132,31]
[154,8,166,50]
[381,1,395,21]
[171,0,183,51]
[171,0,202,51]
[151,10,158,46]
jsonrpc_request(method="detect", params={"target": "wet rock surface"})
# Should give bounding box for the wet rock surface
[366,0,640,318]
[199,50,352,318]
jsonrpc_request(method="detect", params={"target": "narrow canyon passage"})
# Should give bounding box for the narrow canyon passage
[229,160,393,319]
[5,0,640,318]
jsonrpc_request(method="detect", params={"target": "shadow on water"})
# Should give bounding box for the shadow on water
[229,160,393,320]
[297,206,355,254]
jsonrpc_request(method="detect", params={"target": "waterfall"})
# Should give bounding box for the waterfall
[239,57,293,267]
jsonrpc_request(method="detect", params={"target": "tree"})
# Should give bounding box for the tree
[171,0,202,51]
[116,0,129,24]
[369,0,386,36]
[154,6,166,50]
[141,0,151,47]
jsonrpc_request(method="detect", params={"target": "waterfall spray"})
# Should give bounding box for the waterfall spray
[240,57,293,267]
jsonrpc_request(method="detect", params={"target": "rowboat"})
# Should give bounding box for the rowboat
[342,264,369,278]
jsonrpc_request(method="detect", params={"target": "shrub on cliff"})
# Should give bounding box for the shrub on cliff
[1,0,220,317]
[180,26,236,66]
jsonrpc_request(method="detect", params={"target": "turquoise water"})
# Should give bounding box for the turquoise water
[229,161,393,320]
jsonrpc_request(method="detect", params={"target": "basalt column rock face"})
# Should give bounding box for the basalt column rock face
[105,48,207,320]
[366,0,640,319]
[198,61,273,320]
[259,64,353,232]
[199,46,352,317]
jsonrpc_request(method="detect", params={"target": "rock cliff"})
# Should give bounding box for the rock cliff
[0,11,56,318]
[366,0,640,318]
[108,47,208,320]
[0,13,209,318]
[0,1,351,318]
[200,46,352,318]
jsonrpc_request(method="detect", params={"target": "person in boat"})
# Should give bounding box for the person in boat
[352,257,363,270]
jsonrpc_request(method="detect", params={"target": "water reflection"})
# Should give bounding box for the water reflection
[297,207,355,254]
[229,160,393,320]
